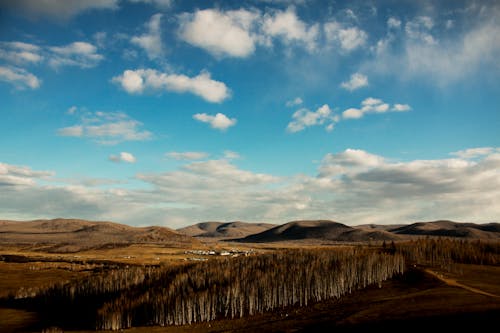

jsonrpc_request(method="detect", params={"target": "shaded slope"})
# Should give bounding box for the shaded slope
[390,220,500,239]
[239,220,400,243]
[177,221,276,238]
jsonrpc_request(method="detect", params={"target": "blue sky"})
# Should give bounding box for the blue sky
[0,0,499,227]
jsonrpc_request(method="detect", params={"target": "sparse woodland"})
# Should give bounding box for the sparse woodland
[5,238,500,331]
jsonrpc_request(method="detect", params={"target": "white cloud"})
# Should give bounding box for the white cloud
[4,147,499,227]
[131,13,164,60]
[285,97,303,107]
[193,113,237,131]
[0,41,43,64]
[324,21,367,51]
[178,8,259,58]
[387,17,401,29]
[0,66,41,89]
[342,97,410,119]
[392,104,411,112]
[0,162,53,186]
[109,152,136,163]
[166,151,209,161]
[451,147,497,159]
[405,16,437,45]
[49,41,103,68]
[340,72,368,91]
[262,7,319,51]
[112,69,230,103]
[287,104,335,133]
[0,0,119,19]
[57,110,152,145]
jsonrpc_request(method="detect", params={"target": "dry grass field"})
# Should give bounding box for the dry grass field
[1,219,499,332]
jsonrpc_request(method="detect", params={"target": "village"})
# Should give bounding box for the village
[184,248,256,261]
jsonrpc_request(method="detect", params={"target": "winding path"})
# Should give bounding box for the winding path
[424,268,500,298]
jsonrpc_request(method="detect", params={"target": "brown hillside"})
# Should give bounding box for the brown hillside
[0,218,198,252]
[239,220,400,243]
[390,220,500,239]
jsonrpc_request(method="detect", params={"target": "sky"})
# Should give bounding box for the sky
[0,0,499,228]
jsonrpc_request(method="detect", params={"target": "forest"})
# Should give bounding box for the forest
[4,238,500,331]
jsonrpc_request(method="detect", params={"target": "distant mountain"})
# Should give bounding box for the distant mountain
[389,220,500,239]
[177,221,277,238]
[238,220,400,243]
[0,218,199,252]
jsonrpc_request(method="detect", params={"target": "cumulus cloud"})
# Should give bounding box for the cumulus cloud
[178,6,320,57]
[2,147,499,226]
[287,104,336,133]
[0,0,119,19]
[112,69,230,103]
[49,41,103,68]
[193,113,237,131]
[405,16,436,45]
[166,151,209,160]
[57,110,152,145]
[342,97,410,119]
[109,152,136,163]
[324,21,367,51]
[178,8,259,58]
[262,7,319,51]
[340,72,368,91]
[0,66,41,89]
[131,13,164,60]
[223,150,241,160]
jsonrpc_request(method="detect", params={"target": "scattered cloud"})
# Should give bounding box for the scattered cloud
[193,113,237,131]
[324,21,367,52]
[0,41,43,64]
[48,41,103,68]
[405,16,436,45]
[387,17,401,29]
[2,147,499,226]
[285,97,303,107]
[342,97,410,119]
[57,110,152,145]
[287,104,336,133]
[131,13,164,60]
[0,66,41,89]
[166,151,209,160]
[451,147,499,160]
[0,162,53,186]
[262,7,319,51]
[340,72,368,91]
[112,69,230,103]
[109,152,136,163]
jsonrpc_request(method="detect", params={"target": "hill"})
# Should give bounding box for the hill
[389,220,500,239]
[238,220,400,243]
[0,218,198,252]
[177,221,277,238]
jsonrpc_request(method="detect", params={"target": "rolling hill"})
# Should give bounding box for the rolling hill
[238,220,400,243]
[389,220,500,239]
[0,218,199,252]
[177,221,277,238]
